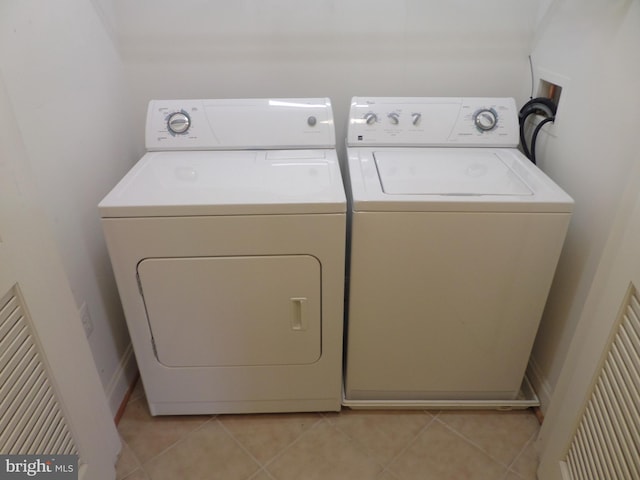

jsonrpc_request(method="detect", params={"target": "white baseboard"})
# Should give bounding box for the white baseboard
[527,356,553,414]
[105,343,138,417]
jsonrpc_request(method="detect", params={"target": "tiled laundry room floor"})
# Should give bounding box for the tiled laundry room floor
[116,381,540,480]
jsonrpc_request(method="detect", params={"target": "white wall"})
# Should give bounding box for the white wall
[114,0,541,154]
[0,0,139,415]
[527,0,640,409]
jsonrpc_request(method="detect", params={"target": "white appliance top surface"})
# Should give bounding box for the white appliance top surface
[375,150,532,196]
[99,149,346,217]
[348,147,573,213]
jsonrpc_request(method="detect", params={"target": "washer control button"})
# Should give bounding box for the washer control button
[364,113,378,125]
[307,115,317,127]
[388,113,399,125]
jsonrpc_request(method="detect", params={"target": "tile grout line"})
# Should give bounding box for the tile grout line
[259,415,327,473]
[319,413,389,471]
[381,412,440,477]
[248,467,278,480]
[377,466,402,480]
[433,409,541,471]
[115,437,142,480]
[214,416,271,476]
[215,412,329,476]
[133,414,219,476]
[115,397,146,480]
[503,427,540,479]
[308,412,395,475]
[116,394,216,476]
[433,416,512,472]
[497,468,520,480]
[120,469,142,480]
[320,413,371,460]
[327,410,423,474]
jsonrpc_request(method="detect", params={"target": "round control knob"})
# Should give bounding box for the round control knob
[364,113,378,125]
[307,115,317,127]
[167,111,191,134]
[474,109,498,131]
[388,113,399,125]
[411,113,422,126]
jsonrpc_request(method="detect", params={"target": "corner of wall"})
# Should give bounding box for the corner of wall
[527,357,554,413]
[105,343,138,417]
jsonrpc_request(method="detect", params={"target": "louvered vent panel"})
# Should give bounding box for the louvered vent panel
[0,285,78,455]
[564,285,640,480]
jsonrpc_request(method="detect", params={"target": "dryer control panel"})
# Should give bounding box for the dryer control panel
[347,97,519,148]
[146,98,335,151]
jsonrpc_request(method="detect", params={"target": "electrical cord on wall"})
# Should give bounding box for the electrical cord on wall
[518,97,557,165]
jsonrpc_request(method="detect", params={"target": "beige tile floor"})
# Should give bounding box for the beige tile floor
[116,381,541,480]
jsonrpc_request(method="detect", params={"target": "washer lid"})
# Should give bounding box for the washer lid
[348,147,574,213]
[374,150,532,196]
[99,150,346,217]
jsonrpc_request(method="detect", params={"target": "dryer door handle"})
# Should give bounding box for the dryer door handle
[291,297,308,331]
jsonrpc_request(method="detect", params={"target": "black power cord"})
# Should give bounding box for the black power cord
[518,97,557,164]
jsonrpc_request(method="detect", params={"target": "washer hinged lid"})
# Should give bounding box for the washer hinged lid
[99,149,346,217]
[348,147,574,213]
[374,150,532,196]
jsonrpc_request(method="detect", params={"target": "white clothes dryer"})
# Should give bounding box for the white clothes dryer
[99,98,346,415]
[343,97,573,408]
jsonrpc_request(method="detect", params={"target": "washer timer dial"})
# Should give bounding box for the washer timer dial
[167,111,191,135]
[473,108,498,132]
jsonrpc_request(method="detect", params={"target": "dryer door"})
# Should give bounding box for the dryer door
[137,255,321,367]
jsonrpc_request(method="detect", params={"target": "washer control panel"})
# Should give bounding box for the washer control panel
[146,98,335,151]
[347,97,518,147]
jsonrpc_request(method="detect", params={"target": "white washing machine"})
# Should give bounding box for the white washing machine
[99,98,346,415]
[343,97,573,408]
